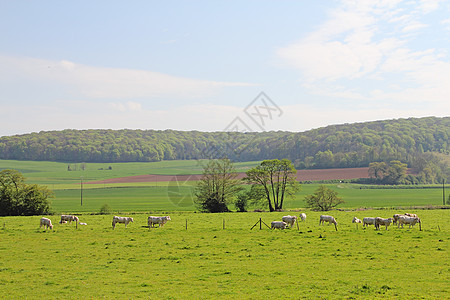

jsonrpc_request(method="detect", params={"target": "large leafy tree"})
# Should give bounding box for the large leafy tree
[243,159,299,212]
[0,169,52,216]
[305,185,344,211]
[368,160,408,184]
[194,159,242,212]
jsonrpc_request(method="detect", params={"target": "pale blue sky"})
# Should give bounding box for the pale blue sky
[1,0,449,136]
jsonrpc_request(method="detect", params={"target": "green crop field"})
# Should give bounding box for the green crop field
[50,184,446,214]
[0,210,448,299]
[0,159,260,187]
[1,159,447,213]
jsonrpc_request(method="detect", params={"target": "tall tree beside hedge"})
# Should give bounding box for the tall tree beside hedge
[244,159,299,212]
[0,169,52,216]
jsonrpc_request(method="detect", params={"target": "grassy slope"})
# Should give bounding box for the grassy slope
[0,211,448,299]
[0,159,259,186]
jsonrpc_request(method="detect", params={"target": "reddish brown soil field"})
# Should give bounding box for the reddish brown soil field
[86,167,373,184]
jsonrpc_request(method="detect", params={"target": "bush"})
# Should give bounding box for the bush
[0,169,52,216]
[234,193,248,212]
[99,203,112,215]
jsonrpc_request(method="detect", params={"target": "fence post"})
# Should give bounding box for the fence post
[186,219,188,230]
[223,219,225,230]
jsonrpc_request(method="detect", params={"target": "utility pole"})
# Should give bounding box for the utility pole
[443,179,446,206]
[81,177,83,206]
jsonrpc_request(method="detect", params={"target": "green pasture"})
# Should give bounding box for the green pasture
[0,211,448,299]
[51,184,446,214]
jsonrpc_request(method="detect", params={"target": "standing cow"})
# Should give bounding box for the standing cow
[112,216,133,229]
[60,215,79,224]
[374,217,393,230]
[271,221,287,229]
[281,215,297,228]
[148,216,171,228]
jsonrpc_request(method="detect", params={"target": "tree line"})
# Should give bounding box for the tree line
[0,117,448,183]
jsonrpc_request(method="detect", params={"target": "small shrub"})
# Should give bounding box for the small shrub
[99,203,112,215]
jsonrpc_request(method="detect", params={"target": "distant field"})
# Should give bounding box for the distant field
[0,211,448,298]
[0,159,447,214]
[0,159,260,187]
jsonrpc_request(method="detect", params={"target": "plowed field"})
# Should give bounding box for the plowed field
[86,167,373,184]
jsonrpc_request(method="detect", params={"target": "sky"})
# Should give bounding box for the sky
[1,0,449,136]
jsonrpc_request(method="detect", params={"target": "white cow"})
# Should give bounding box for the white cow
[299,213,307,221]
[112,216,133,229]
[392,214,402,224]
[352,217,362,223]
[363,217,376,227]
[60,215,79,224]
[148,216,171,228]
[319,215,337,226]
[397,216,421,229]
[271,221,287,229]
[40,217,53,230]
[281,215,297,228]
[374,217,393,230]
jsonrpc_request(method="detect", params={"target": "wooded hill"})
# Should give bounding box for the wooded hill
[0,117,448,172]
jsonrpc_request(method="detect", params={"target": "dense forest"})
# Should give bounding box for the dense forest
[0,117,448,182]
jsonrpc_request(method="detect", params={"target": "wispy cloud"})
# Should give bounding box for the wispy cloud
[276,0,450,106]
[0,54,256,100]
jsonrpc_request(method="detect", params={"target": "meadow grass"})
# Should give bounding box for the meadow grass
[0,210,448,299]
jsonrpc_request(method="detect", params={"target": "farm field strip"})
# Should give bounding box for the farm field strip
[51,184,446,214]
[0,211,448,299]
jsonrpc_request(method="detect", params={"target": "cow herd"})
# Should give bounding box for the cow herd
[358,212,421,230]
[39,212,421,231]
[270,212,421,231]
[39,214,171,230]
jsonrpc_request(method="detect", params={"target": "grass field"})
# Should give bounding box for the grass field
[1,159,447,213]
[0,210,448,299]
[1,159,449,298]
[51,184,446,214]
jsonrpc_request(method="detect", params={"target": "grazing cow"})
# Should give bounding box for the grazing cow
[148,216,171,228]
[319,215,337,226]
[363,217,376,227]
[40,217,53,230]
[374,217,393,230]
[281,215,297,228]
[271,221,287,229]
[405,213,418,218]
[299,213,307,221]
[112,216,133,229]
[352,217,362,224]
[397,216,421,229]
[60,215,79,224]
